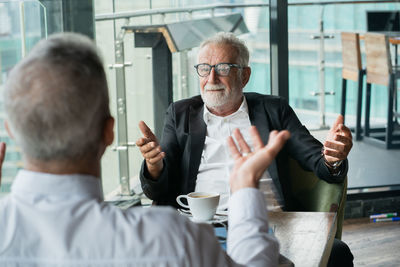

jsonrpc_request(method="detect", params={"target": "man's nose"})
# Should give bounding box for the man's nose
[207,67,218,84]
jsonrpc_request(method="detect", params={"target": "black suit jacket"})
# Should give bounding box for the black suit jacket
[140,93,347,208]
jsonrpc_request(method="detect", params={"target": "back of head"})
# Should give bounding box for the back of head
[199,32,250,67]
[4,33,110,162]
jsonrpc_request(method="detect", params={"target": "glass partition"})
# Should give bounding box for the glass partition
[0,0,47,197]
[288,1,400,129]
[95,0,153,196]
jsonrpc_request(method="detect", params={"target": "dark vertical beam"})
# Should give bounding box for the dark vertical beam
[269,0,289,99]
[39,0,94,39]
[134,32,173,139]
[61,0,94,38]
[152,36,173,139]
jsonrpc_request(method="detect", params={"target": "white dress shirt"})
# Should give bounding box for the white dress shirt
[0,170,279,267]
[196,98,283,210]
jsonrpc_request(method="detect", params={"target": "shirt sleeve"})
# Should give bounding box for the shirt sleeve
[228,188,280,267]
[181,187,278,267]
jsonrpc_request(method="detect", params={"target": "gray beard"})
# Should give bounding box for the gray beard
[200,89,233,108]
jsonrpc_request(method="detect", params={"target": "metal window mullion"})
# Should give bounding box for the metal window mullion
[317,7,327,128]
[19,2,26,58]
[269,0,289,99]
[114,39,131,195]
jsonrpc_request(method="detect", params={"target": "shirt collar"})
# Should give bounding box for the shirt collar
[203,96,249,124]
[11,169,103,200]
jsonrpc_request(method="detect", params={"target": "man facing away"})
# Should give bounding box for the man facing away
[0,32,291,266]
[137,32,354,266]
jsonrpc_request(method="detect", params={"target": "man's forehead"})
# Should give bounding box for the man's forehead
[197,43,238,63]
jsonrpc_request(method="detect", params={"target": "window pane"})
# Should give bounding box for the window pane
[0,0,47,197]
[288,0,400,129]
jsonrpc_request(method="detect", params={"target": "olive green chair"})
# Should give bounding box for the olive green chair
[285,157,347,239]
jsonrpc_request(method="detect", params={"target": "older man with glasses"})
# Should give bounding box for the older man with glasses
[137,32,354,267]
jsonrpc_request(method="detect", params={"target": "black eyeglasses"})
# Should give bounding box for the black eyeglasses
[194,63,242,77]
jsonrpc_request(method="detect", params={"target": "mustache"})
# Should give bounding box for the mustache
[204,84,226,91]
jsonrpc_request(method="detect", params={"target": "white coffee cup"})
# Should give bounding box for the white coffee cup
[176,192,220,221]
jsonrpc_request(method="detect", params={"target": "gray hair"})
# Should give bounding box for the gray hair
[199,32,250,67]
[4,32,110,161]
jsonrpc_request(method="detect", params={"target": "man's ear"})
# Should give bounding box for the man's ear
[241,67,251,87]
[103,117,114,147]
[4,120,14,139]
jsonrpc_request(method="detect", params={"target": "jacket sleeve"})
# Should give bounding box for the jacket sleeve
[139,103,182,203]
[277,98,347,183]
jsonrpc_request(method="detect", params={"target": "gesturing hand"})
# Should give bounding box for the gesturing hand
[0,142,6,189]
[227,126,290,193]
[323,115,353,164]
[136,121,165,179]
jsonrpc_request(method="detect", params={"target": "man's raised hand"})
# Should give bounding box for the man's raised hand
[323,115,353,164]
[227,126,290,193]
[136,121,165,179]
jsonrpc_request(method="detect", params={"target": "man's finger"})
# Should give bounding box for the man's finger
[143,146,163,159]
[324,140,345,151]
[267,130,279,144]
[139,141,159,154]
[227,136,242,160]
[331,115,344,132]
[256,131,290,167]
[339,124,352,138]
[147,152,165,165]
[332,135,353,146]
[249,126,264,150]
[233,128,251,154]
[266,131,290,154]
[246,131,290,175]
[136,137,152,147]
[324,149,345,160]
[138,121,156,140]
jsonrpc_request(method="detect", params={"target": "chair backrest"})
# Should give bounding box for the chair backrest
[365,33,392,86]
[341,32,362,81]
[286,157,347,240]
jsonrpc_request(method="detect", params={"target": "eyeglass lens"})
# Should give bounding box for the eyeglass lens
[197,63,231,77]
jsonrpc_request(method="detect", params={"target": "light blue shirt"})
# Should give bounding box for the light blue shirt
[0,170,279,266]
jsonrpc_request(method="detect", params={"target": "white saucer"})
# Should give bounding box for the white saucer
[178,209,228,224]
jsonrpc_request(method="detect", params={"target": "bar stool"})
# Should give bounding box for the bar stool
[340,32,366,141]
[364,33,400,149]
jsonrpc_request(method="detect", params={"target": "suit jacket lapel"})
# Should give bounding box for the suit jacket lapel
[247,95,270,145]
[187,105,206,191]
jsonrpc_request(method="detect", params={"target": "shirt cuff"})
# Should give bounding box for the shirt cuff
[228,188,268,225]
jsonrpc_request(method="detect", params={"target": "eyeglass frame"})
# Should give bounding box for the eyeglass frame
[194,63,243,77]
